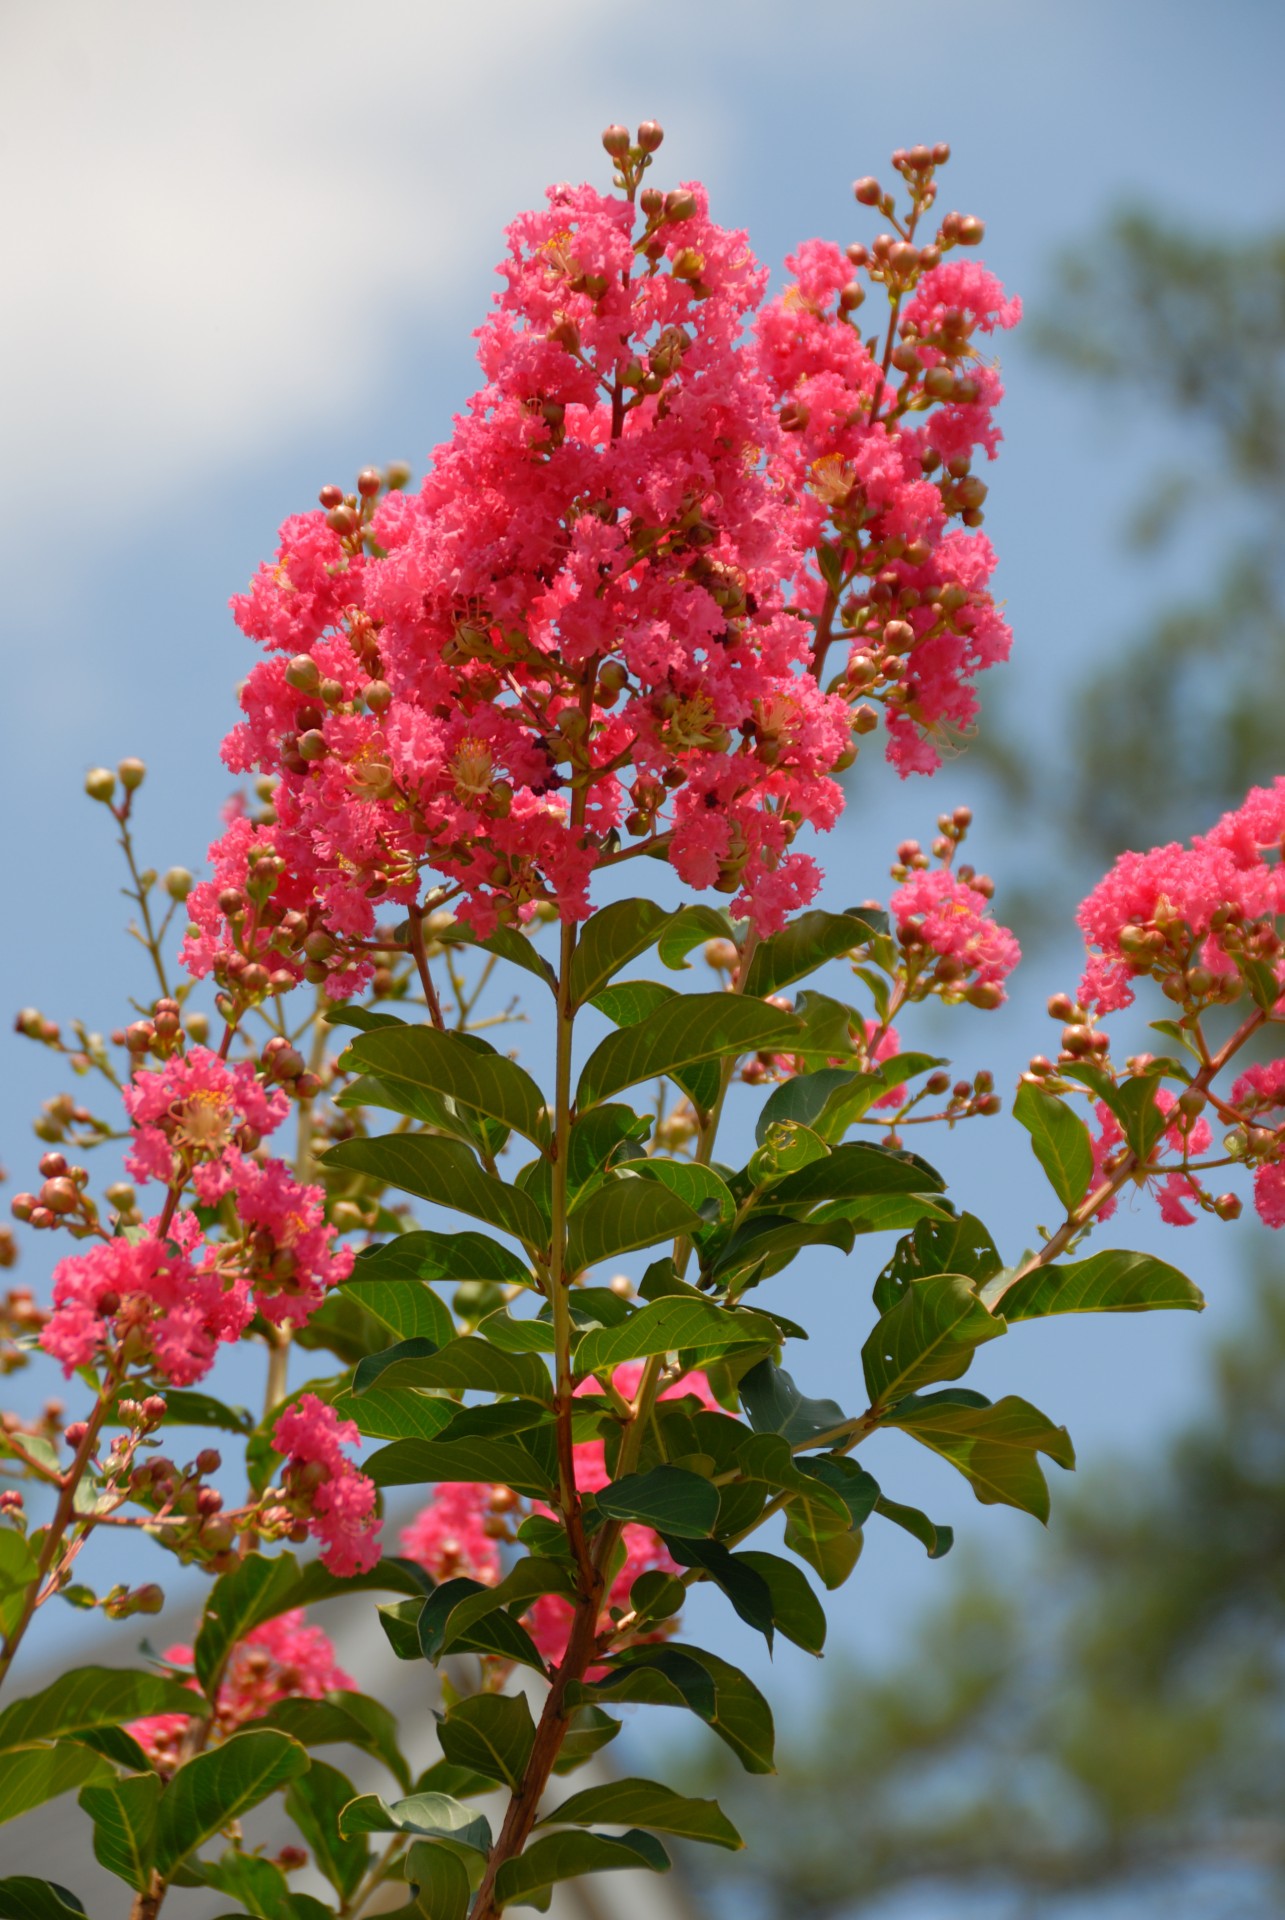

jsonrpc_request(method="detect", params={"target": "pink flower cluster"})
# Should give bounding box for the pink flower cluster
[891,866,1021,1003]
[40,1212,250,1384]
[1230,1060,1285,1227]
[1078,778,1285,1014]
[400,1365,721,1669]
[756,249,1019,774]
[272,1394,382,1576]
[184,159,1016,995]
[123,1047,289,1190]
[128,1609,352,1768]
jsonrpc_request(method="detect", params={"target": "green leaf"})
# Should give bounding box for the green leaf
[873,1213,1002,1313]
[0,1746,108,1827]
[745,909,883,998]
[341,1026,550,1151]
[438,1692,536,1792]
[0,1668,197,1756]
[577,994,802,1111]
[575,1298,778,1379]
[262,1689,410,1791]
[477,1309,557,1355]
[324,1007,408,1032]
[324,1135,548,1247]
[365,1434,555,1499]
[735,1551,827,1654]
[193,1552,430,1695]
[155,1730,310,1875]
[286,1758,369,1901]
[754,1066,889,1146]
[405,1840,470,1920]
[578,1645,774,1774]
[705,1212,857,1286]
[351,1230,531,1290]
[328,1378,457,1445]
[148,1389,253,1436]
[873,1493,954,1558]
[339,1789,492,1854]
[597,1466,719,1538]
[183,1849,329,1920]
[738,1360,849,1447]
[884,1391,1076,1521]
[494,1828,670,1908]
[862,1275,1005,1407]
[416,1579,549,1673]
[435,918,558,992]
[434,1559,577,1656]
[337,1274,455,1348]
[1013,1081,1094,1211]
[570,899,685,1007]
[566,1175,705,1275]
[655,904,735,972]
[78,1774,159,1891]
[589,981,721,1114]
[551,1707,622,1775]
[567,1105,651,1190]
[769,1140,944,1208]
[541,1776,742,1849]
[0,1882,87,1919]
[661,1537,774,1641]
[994,1248,1206,1320]
[0,1530,37,1643]
[354,1335,551,1403]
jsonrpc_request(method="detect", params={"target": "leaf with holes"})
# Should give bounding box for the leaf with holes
[862,1275,1005,1407]
[884,1391,1076,1521]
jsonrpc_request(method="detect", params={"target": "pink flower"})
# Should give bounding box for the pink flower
[1088,1091,1212,1227]
[272,1394,382,1576]
[891,868,1020,1000]
[197,1154,354,1329]
[128,1610,352,1768]
[402,1483,502,1587]
[123,1047,289,1190]
[40,1216,252,1385]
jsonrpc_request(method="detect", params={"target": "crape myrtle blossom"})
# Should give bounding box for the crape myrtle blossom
[122,1046,289,1190]
[1089,1091,1214,1228]
[127,1610,353,1770]
[891,866,1020,1004]
[185,156,1018,997]
[272,1394,382,1576]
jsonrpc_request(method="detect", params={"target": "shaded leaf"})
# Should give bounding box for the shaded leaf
[597,1466,719,1538]
[286,1758,369,1901]
[354,1335,551,1403]
[738,1360,849,1447]
[576,1645,774,1773]
[78,1773,159,1891]
[338,1789,492,1854]
[405,1840,470,1920]
[541,1776,742,1848]
[351,1230,531,1290]
[365,1434,555,1499]
[193,1552,430,1695]
[262,1689,410,1791]
[565,1176,704,1275]
[0,1882,87,1920]
[494,1828,670,1908]
[735,1551,827,1654]
[0,1668,196,1756]
[884,1391,1076,1521]
[438,1692,536,1792]
[552,1707,622,1776]
[873,1493,954,1558]
[155,1730,310,1876]
[323,1136,547,1248]
[341,1026,550,1151]
[575,1298,778,1379]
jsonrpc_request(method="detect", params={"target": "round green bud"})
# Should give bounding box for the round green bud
[84,767,116,804]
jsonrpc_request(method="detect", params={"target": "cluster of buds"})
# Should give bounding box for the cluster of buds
[112,996,205,1063]
[83,756,148,811]
[30,1089,111,1149]
[600,117,666,205]
[316,462,412,561]
[10,1152,100,1237]
[0,1282,48,1375]
[127,1436,242,1570]
[101,1580,165,1619]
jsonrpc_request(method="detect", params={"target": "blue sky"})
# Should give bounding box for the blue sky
[2,0,1284,1815]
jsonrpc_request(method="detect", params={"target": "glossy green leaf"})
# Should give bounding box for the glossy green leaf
[435,1559,578,1655]
[589,981,722,1113]
[339,1789,492,1854]
[324,1007,408,1032]
[494,1828,670,1908]
[1013,1081,1094,1211]
[262,1689,410,1791]
[0,1531,37,1642]
[769,1140,944,1208]
[575,1298,778,1379]
[78,1773,159,1891]
[577,994,802,1111]
[438,1692,536,1791]
[339,1274,456,1347]
[781,1505,862,1590]
[324,1135,547,1247]
[578,1644,775,1774]
[0,1668,197,1756]
[184,1850,330,1920]
[541,1776,742,1848]
[341,1026,550,1151]
[570,899,686,1007]
[735,1551,827,1654]
[477,1309,557,1354]
[405,1840,470,1920]
[744,908,884,998]
[551,1707,622,1775]
[0,1746,108,1828]
[706,1211,857,1285]
[993,1247,1205,1320]
[351,1229,531,1290]
[565,1175,704,1275]
[654,904,735,971]
[661,1537,774,1641]
[285,1758,369,1901]
[738,1360,849,1447]
[328,1377,457,1444]
[148,1389,253,1436]
[365,1433,555,1498]
[416,1578,549,1673]
[0,1881,87,1919]
[862,1275,1005,1407]
[597,1465,719,1538]
[155,1729,310,1876]
[732,1432,851,1520]
[873,1493,954,1558]
[884,1391,1075,1521]
[435,918,558,992]
[873,1213,1002,1313]
[354,1335,551,1403]
[567,1105,651,1191]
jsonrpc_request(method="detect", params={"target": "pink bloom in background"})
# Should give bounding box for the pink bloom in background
[40,1214,252,1384]
[891,867,1020,998]
[273,1394,382,1575]
[128,1610,351,1767]
[1078,778,1285,1013]
[402,1482,502,1587]
[1088,1092,1213,1227]
[123,1047,289,1189]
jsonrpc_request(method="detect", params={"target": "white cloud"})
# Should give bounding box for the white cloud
[0,2,727,527]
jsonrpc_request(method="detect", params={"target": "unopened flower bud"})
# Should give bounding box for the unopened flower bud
[162,867,193,903]
[1213,1192,1242,1220]
[853,177,882,206]
[134,1583,165,1615]
[356,466,381,497]
[966,983,1004,1011]
[84,767,116,804]
[637,120,664,153]
[957,216,985,246]
[64,1421,89,1449]
[664,190,697,223]
[325,505,359,537]
[601,123,631,157]
[1047,993,1076,1022]
[117,758,146,792]
[38,1152,68,1179]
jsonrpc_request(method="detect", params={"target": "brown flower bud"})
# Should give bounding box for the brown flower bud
[637,120,664,153]
[853,177,882,206]
[601,123,631,157]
